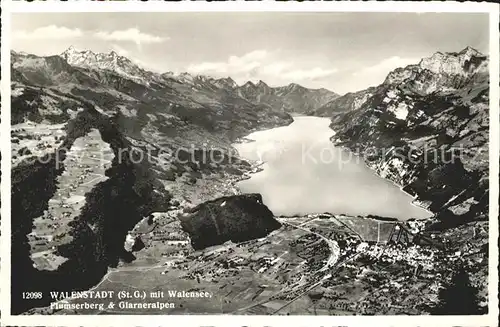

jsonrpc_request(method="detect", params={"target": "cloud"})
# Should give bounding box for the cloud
[352,56,419,86]
[187,50,338,87]
[111,44,160,71]
[111,44,131,57]
[12,25,167,50]
[94,28,168,46]
[188,50,268,75]
[13,25,83,39]
[281,67,338,80]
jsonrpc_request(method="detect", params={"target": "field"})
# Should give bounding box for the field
[25,128,114,270]
[51,219,336,314]
[12,122,67,166]
[49,213,404,315]
[26,211,484,316]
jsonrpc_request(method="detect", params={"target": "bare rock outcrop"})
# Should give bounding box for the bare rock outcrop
[180,194,281,250]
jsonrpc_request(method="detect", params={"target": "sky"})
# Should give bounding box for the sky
[11,12,489,94]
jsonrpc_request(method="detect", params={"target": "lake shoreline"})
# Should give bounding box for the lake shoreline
[232,116,433,221]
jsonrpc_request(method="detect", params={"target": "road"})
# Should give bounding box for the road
[269,218,372,315]
[279,219,340,272]
[233,218,341,314]
[271,249,365,315]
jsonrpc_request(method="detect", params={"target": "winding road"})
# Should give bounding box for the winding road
[233,217,341,314]
[278,219,340,272]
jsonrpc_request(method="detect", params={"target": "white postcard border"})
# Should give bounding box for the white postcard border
[1,1,499,326]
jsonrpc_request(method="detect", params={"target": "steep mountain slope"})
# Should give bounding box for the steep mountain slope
[61,46,159,86]
[326,46,489,300]
[180,193,281,250]
[10,45,491,315]
[314,47,487,118]
[10,48,293,314]
[312,86,377,117]
[329,46,489,224]
[59,47,339,114]
[236,80,339,114]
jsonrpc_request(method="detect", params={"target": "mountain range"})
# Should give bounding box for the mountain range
[59,46,339,113]
[323,45,489,227]
[319,46,490,308]
[10,45,490,314]
[10,47,292,313]
[313,46,487,116]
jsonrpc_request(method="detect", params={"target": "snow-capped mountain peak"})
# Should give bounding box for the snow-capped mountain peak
[213,77,238,89]
[459,46,482,57]
[418,46,487,76]
[59,47,233,87]
[383,46,488,93]
[60,46,153,85]
[243,81,257,89]
[64,45,78,54]
[176,72,196,84]
[61,46,130,70]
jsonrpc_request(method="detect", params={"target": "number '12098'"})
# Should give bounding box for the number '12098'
[22,292,43,299]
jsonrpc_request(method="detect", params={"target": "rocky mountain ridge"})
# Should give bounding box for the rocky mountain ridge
[9,45,491,315]
[326,46,489,251]
[58,46,339,113]
[10,47,293,314]
[383,46,488,94]
[315,47,488,118]
[61,46,154,85]
[236,80,339,113]
[322,46,490,310]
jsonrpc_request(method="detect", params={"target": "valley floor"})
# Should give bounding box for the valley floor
[28,179,488,315]
[10,44,491,317]
[20,127,488,316]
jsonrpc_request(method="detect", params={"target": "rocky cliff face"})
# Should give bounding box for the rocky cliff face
[58,47,338,115]
[236,80,339,114]
[328,47,489,228]
[10,48,293,314]
[180,194,281,250]
[325,47,490,307]
[312,86,377,117]
[11,45,491,315]
[11,98,171,313]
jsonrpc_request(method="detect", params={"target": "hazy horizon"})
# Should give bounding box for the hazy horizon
[12,12,489,94]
